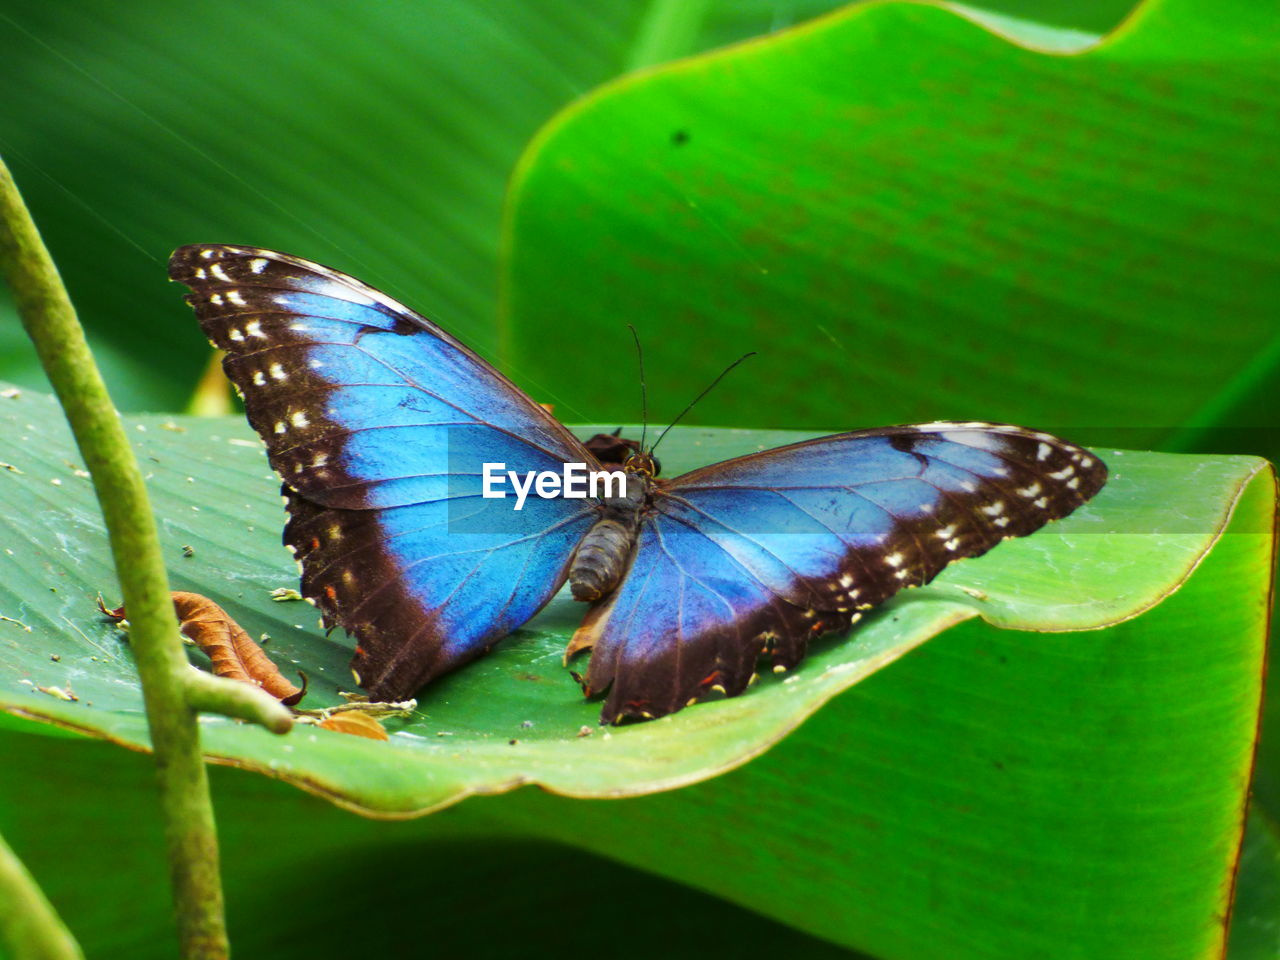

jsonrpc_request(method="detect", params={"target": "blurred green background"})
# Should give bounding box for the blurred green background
[0,0,1136,414]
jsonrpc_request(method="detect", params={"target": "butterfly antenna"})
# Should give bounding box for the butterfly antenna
[628,324,649,451]
[651,351,757,454]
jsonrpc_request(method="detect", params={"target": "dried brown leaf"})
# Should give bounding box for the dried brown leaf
[99,591,305,705]
[318,711,388,740]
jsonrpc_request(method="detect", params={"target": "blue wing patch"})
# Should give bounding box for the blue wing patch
[170,244,598,698]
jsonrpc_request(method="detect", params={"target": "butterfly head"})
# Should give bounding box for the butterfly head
[623,450,660,478]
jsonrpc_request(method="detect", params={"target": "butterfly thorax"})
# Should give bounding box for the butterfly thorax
[569,465,654,602]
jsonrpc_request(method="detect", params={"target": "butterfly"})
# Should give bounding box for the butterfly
[169,245,1107,724]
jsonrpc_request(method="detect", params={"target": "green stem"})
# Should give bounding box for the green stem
[0,157,271,959]
[0,827,83,960]
[183,669,293,733]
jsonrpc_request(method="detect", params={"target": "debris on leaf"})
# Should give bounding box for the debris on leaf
[96,595,126,625]
[270,587,303,602]
[577,725,594,738]
[99,591,306,706]
[294,699,415,722]
[318,711,388,741]
[36,684,77,702]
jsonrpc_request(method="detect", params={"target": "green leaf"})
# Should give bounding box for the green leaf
[0,0,862,411]
[0,727,869,959]
[501,0,1280,449]
[0,386,1271,956]
[1229,811,1280,959]
[0,0,1141,413]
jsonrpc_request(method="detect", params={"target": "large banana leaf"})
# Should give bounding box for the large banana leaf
[0,387,1272,957]
[497,0,1280,952]
[502,0,1279,448]
[0,0,1137,413]
[0,0,864,411]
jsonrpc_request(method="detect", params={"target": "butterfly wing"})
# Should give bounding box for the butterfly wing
[571,423,1106,723]
[169,244,600,699]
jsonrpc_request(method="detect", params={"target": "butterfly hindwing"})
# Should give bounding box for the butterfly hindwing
[170,244,599,698]
[572,424,1106,723]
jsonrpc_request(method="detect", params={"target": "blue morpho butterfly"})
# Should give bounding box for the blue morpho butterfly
[169,245,1107,724]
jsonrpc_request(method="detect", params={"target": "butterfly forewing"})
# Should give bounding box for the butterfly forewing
[573,423,1106,723]
[170,244,599,698]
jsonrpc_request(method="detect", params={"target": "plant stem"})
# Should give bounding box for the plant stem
[0,827,83,960]
[0,157,233,959]
[183,668,294,733]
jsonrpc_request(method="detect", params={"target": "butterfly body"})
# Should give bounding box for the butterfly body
[568,463,650,602]
[170,244,1107,723]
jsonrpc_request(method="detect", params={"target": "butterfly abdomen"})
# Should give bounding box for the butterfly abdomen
[570,476,648,601]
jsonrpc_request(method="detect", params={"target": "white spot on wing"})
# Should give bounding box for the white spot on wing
[942,429,1002,449]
